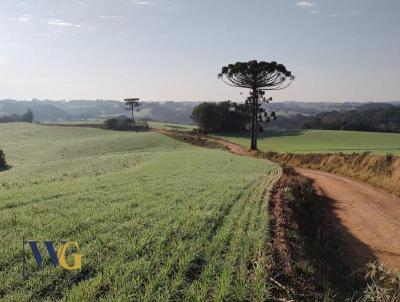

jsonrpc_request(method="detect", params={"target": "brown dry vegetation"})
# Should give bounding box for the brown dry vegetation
[256,151,400,197]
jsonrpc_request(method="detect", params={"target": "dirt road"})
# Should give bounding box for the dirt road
[298,169,400,270]
[220,137,400,270]
[220,140,249,156]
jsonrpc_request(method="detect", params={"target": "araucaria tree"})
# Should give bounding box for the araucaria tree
[218,60,294,150]
[124,98,141,123]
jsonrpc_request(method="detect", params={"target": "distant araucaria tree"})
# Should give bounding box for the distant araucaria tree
[124,98,141,123]
[218,60,294,150]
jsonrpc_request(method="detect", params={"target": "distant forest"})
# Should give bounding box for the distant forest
[0,99,399,133]
[269,103,400,133]
[302,104,400,133]
[0,108,34,123]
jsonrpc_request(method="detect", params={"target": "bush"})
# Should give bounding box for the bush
[0,149,6,169]
[104,116,149,131]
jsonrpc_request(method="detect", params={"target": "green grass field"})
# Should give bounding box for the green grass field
[219,129,400,154]
[0,123,279,301]
[148,121,196,131]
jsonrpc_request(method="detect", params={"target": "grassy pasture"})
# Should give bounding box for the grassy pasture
[0,123,279,301]
[219,129,400,154]
[148,121,196,131]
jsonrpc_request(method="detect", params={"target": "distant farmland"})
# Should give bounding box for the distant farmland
[0,123,279,301]
[219,129,400,154]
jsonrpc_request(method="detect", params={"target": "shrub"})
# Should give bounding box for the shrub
[0,149,6,169]
[104,116,149,131]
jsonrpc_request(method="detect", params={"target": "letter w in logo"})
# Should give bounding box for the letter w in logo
[28,241,59,267]
[26,240,83,270]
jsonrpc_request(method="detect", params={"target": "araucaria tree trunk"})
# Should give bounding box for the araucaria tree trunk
[250,88,257,150]
[218,61,294,150]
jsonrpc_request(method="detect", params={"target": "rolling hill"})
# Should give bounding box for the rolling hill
[0,123,279,301]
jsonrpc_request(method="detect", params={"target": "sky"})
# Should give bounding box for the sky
[0,0,399,102]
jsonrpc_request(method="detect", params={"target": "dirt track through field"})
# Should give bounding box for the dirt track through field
[219,138,400,270]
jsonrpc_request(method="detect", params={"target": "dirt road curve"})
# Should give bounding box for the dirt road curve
[298,168,400,270]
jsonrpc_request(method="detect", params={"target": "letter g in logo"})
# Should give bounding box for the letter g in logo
[57,241,83,270]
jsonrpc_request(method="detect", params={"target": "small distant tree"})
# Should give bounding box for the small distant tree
[218,60,294,150]
[124,98,141,123]
[22,108,34,123]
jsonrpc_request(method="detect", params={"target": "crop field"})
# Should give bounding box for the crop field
[219,129,400,154]
[0,123,279,301]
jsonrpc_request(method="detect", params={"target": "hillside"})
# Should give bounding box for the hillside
[0,123,279,301]
[0,100,199,124]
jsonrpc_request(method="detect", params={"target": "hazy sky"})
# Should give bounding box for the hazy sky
[0,0,399,102]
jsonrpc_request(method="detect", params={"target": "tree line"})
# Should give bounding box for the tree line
[191,103,400,134]
[0,109,34,123]
[191,101,249,132]
[302,106,400,133]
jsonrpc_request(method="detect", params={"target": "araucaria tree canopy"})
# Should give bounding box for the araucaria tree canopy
[124,98,141,122]
[218,60,294,150]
